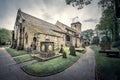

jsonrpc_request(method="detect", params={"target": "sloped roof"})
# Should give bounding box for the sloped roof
[20,11,63,36]
[56,21,77,32]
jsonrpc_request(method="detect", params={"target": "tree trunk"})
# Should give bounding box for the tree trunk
[112,2,119,42]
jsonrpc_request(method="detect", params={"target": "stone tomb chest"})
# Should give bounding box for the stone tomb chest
[40,39,55,58]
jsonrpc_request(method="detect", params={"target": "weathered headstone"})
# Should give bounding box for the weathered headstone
[62,51,67,58]
[100,36,111,50]
[69,45,76,56]
[59,44,64,53]
[27,47,31,54]
[100,42,111,50]
[59,44,67,58]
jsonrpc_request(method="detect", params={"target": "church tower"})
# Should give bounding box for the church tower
[71,22,81,34]
[71,22,82,47]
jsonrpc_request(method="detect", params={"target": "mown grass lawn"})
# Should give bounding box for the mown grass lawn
[6,48,26,57]
[91,45,120,80]
[22,47,83,76]
[14,54,33,63]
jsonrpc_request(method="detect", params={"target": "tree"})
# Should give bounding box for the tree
[92,36,99,45]
[101,36,111,43]
[95,7,115,41]
[98,0,114,9]
[65,0,113,9]
[0,28,12,45]
[82,29,94,42]
[65,0,92,9]
[98,0,119,42]
[66,0,120,43]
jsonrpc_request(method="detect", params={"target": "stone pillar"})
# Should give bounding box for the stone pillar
[17,23,24,50]
[11,31,14,48]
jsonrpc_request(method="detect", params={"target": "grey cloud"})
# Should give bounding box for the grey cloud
[83,18,98,23]
[42,12,54,20]
[0,0,101,31]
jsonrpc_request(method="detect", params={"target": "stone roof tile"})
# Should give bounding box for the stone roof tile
[21,11,62,36]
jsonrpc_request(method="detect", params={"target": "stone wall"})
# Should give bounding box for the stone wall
[21,22,65,51]
[14,20,81,51]
[13,11,82,51]
[36,33,64,51]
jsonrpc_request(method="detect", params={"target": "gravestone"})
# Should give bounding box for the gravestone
[63,51,67,58]
[100,42,111,50]
[40,39,55,58]
[100,36,111,50]
[59,45,64,53]
[69,45,76,56]
[59,45,67,58]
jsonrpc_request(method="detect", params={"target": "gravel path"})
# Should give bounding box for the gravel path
[0,47,95,80]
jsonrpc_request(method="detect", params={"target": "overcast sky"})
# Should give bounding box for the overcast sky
[0,0,102,31]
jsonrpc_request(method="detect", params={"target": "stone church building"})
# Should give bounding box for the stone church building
[11,9,82,52]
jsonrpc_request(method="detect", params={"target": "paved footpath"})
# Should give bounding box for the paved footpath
[0,47,95,80]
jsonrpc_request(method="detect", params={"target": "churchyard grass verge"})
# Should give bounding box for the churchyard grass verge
[22,47,83,76]
[14,54,33,63]
[6,48,26,57]
[91,45,120,80]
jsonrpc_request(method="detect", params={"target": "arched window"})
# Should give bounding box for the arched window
[66,35,71,41]
[33,37,37,42]
[74,25,76,27]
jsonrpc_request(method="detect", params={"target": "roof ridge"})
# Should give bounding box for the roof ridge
[56,21,77,32]
[21,11,55,26]
[56,21,70,28]
[18,10,64,36]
